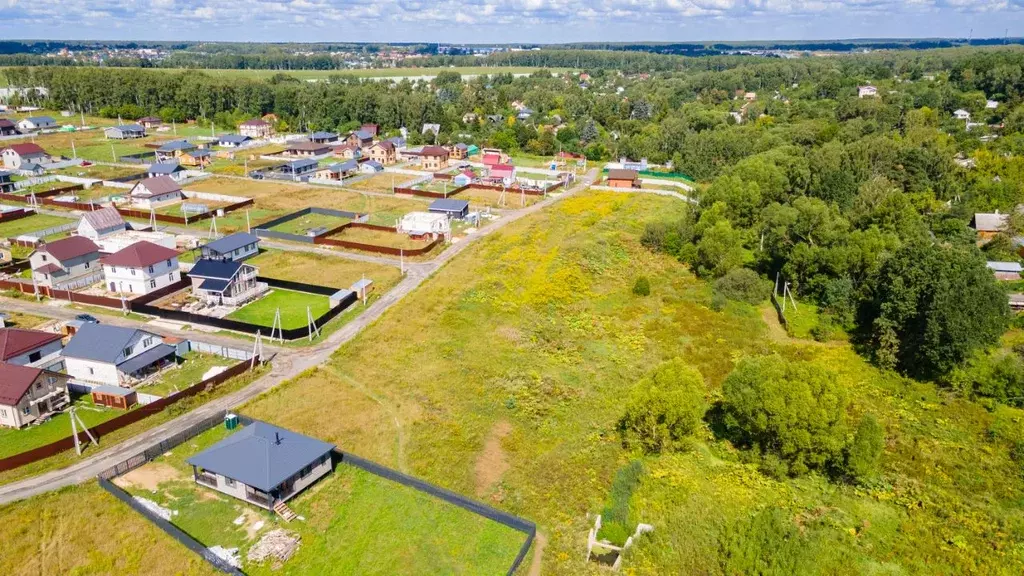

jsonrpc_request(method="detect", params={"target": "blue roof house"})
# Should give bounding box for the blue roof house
[188,258,267,306]
[62,324,176,386]
[201,232,261,262]
[187,420,335,509]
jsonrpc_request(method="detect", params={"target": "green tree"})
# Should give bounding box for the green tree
[713,268,769,304]
[695,219,745,278]
[632,276,651,296]
[844,415,885,483]
[618,359,708,453]
[722,355,849,477]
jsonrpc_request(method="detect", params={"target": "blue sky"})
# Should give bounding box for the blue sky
[0,0,1021,43]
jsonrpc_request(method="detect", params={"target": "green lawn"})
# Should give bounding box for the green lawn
[0,395,120,459]
[267,212,349,236]
[227,289,331,329]
[137,352,236,398]
[118,423,526,575]
[0,213,75,239]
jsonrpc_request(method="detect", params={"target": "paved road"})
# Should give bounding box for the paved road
[0,169,597,505]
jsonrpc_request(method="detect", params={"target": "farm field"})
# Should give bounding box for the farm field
[114,423,526,576]
[0,213,75,238]
[247,249,403,293]
[226,288,331,329]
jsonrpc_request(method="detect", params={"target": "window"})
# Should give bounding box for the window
[88,367,94,375]
[47,376,56,385]
[111,266,117,273]
[41,255,47,261]
[0,408,6,417]
[123,347,133,357]
[166,259,172,268]
[224,477,236,487]
[150,280,156,289]
[130,269,136,276]
[28,351,41,363]
[84,261,90,269]
[35,382,42,390]
[143,337,153,347]
[22,406,30,415]
[148,266,154,274]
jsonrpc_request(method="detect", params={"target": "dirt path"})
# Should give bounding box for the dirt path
[760,305,792,343]
[527,532,547,576]
[474,421,512,498]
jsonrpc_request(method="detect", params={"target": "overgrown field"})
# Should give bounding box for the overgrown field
[1,191,1022,574]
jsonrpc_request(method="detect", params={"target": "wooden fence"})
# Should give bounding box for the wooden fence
[0,207,33,223]
[0,359,260,473]
[116,197,255,226]
[314,221,443,256]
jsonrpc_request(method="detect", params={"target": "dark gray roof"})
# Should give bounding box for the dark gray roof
[353,129,373,140]
[286,158,318,171]
[189,258,243,281]
[107,124,145,133]
[91,385,134,397]
[218,134,251,145]
[157,140,196,153]
[204,232,259,255]
[199,278,230,293]
[186,421,334,492]
[429,198,470,213]
[148,161,184,175]
[310,131,338,140]
[63,324,158,363]
[117,344,175,374]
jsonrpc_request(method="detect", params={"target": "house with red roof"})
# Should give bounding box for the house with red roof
[0,362,70,428]
[101,240,181,296]
[1,142,53,169]
[29,236,102,290]
[0,327,64,369]
[488,164,517,183]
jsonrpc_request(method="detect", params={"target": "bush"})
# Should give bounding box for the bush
[710,291,728,311]
[810,315,836,342]
[599,460,644,546]
[618,359,708,453]
[597,521,629,546]
[714,268,769,304]
[843,414,885,483]
[632,276,651,296]
[722,355,849,477]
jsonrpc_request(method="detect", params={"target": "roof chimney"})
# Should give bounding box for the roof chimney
[275,432,281,445]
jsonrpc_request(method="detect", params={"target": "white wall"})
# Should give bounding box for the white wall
[5,339,63,366]
[65,357,120,386]
[103,258,180,295]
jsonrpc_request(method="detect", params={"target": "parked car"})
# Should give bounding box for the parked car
[74,314,99,324]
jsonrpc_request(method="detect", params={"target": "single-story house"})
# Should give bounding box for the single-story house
[310,131,339,144]
[90,385,137,410]
[130,176,183,209]
[187,420,335,510]
[972,212,1008,240]
[315,160,359,180]
[419,145,450,171]
[105,124,146,139]
[239,119,272,139]
[217,134,252,148]
[332,143,361,160]
[954,109,972,121]
[398,211,450,238]
[15,162,44,177]
[101,240,181,296]
[285,140,330,157]
[987,261,1023,281]
[147,161,188,181]
[987,100,1000,110]
[2,143,52,169]
[0,118,17,136]
[279,158,319,179]
[606,169,641,188]
[0,327,64,370]
[359,160,384,174]
[201,232,260,262]
[30,236,102,290]
[16,116,56,132]
[154,140,197,163]
[63,324,176,386]
[138,116,162,129]
[858,85,878,98]
[0,363,70,429]
[188,258,267,307]
[453,169,474,187]
[429,198,470,219]
[77,206,127,241]
[367,141,396,165]
[180,148,212,167]
[488,164,516,183]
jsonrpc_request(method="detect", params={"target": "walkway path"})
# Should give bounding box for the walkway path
[0,169,597,505]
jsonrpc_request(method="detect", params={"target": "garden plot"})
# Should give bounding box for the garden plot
[133,352,236,398]
[0,394,120,459]
[226,289,331,330]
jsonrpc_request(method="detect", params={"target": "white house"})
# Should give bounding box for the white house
[858,85,878,98]
[130,176,183,209]
[29,236,102,290]
[100,241,181,296]
[987,100,1000,110]
[77,207,127,241]
[217,134,252,148]
[200,232,260,262]
[398,212,450,238]
[104,124,146,139]
[1,143,52,169]
[239,119,272,139]
[954,109,972,121]
[16,116,56,132]
[0,327,65,371]
[62,324,176,387]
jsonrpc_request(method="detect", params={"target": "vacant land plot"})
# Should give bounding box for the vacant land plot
[458,185,542,208]
[248,249,403,292]
[343,173,400,193]
[267,212,349,235]
[227,288,330,329]
[0,395,120,459]
[330,226,431,251]
[186,177,299,206]
[0,311,49,329]
[0,213,75,238]
[54,164,145,180]
[137,352,236,398]
[116,423,526,575]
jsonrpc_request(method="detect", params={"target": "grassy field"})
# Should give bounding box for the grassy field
[457,185,542,208]
[227,289,331,329]
[248,249,403,292]
[267,212,349,235]
[115,423,526,575]
[2,191,1023,574]
[0,395,120,459]
[137,352,236,398]
[330,226,431,250]
[0,213,75,238]
[0,311,49,329]
[53,164,145,180]
[343,173,401,193]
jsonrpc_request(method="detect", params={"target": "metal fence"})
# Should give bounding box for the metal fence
[22,221,78,239]
[189,341,254,361]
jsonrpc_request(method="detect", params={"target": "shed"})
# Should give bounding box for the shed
[91,385,137,410]
[350,278,374,299]
[429,198,470,219]
[605,169,640,188]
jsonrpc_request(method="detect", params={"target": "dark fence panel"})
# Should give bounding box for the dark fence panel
[315,230,442,257]
[0,207,32,222]
[262,276,341,296]
[770,292,788,329]
[107,172,148,183]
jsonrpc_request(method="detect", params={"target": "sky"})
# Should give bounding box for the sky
[0,0,1022,44]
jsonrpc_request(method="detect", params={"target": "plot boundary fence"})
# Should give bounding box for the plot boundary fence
[98,413,536,576]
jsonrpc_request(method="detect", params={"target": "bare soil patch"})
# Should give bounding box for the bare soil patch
[112,462,182,492]
[475,420,512,498]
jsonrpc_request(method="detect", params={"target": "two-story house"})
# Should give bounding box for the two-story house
[188,258,267,307]
[0,363,70,429]
[366,141,397,165]
[0,327,65,371]
[101,241,181,296]
[419,146,450,171]
[63,324,176,386]
[1,143,52,169]
[29,236,102,290]
[239,119,272,139]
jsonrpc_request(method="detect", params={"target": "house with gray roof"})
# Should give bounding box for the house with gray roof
[201,232,260,262]
[217,134,252,148]
[76,206,127,241]
[16,116,56,132]
[154,140,197,162]
[63,324,175,386]
[104,124,146,139]
[187,420,335,509]
[146,161,187,181]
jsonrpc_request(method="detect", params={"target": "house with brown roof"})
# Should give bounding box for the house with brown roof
[76,206,127,241]
[130,176,183,209]
[450,143,469,160]
[605,169,641,188]
[346,129,375,149]
[29,236,102,290]
[101,240,181,296]
[332,143,362,160]
[0,118,17,136]
[2,143,52,169]
[367,140,396,165]
[361,123,379,137]
[284,140,331,157]
[0,363,70,429]
[0,328,64,370]
[138,116,162,129]
[419,146,450,171]
[239,118,272,139]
